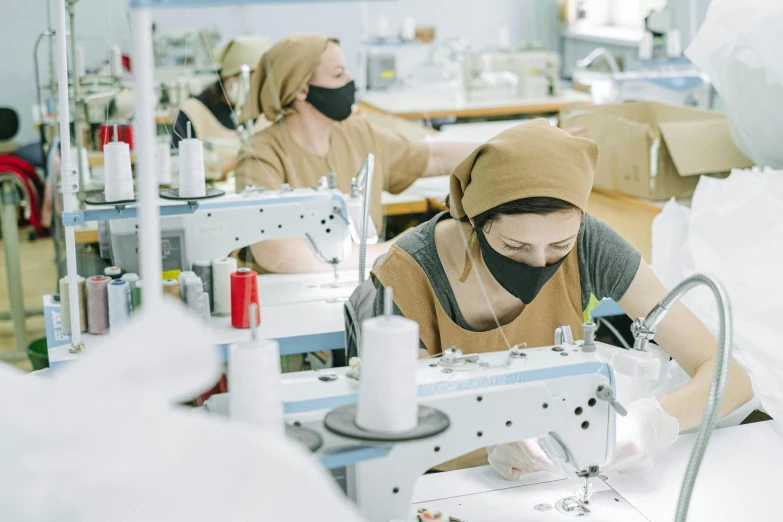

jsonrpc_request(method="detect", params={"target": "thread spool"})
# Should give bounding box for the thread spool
[185,276,204,310]
[231,268,260,329]
[401,16,416,42]
[59,276,87,333]
[192,260,213,312]
[229,305,284,434]
[108,279,131,330]
[355,287,420,434]
[178,270,196,299]
[121,272,139,284]
[156,141,172,185]
[639,31,654,61]
[131,280,142,309]
[666,29,682,58]
[105,266,123,279]
[498,25,511,50]
[86,275,111,335]
[201,293,211,321]
[75,44,86,78]
[103,126,134,202]
[162,278,181,300]
[162,269,181,280]
[121,273,140,310]
[110,45,123,76]
[212,257,238,316]
[177,122,206,198]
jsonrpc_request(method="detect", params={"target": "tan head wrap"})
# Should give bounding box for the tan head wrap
[217,35,270,78]
[239,33,330,123]
[449,119,598,220]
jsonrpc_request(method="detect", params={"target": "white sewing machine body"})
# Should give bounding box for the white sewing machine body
[258,342,620,521]
[102,187,351,274]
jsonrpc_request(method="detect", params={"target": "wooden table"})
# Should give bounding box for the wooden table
[359,89,591,121]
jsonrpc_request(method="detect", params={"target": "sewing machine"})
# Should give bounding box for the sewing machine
[204,323,639,520]
[98,186,349,275]
[462,50,561,101]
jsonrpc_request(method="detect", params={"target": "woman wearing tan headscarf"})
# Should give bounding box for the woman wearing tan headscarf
[361,120,753,476]
[234,34,478,274]
[172,35,270,179]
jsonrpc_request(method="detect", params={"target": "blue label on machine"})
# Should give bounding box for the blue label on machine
[43,296,71,350]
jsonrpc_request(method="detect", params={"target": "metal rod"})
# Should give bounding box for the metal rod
[55,0,83,349]
[68,1,85,192]
[358,153,374,283]
[383,286,393,318]
[130,7,163,305]
[46,0,58,113]
[1,181,27,353]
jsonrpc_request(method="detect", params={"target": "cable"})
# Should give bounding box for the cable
[597,317,631,350]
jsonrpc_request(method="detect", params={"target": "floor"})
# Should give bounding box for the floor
[0,228,57,372]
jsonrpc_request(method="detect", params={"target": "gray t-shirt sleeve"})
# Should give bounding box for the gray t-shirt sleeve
[577,213,642,309]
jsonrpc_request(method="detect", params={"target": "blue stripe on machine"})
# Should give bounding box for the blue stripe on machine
[283,362,613,413]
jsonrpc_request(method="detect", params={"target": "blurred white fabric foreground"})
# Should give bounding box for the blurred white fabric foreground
[686,0,783,168]
[651,168,783,423]
[0,299,363,522]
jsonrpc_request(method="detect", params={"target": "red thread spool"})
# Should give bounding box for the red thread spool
[99,123,134,151]
[230,268,260,328]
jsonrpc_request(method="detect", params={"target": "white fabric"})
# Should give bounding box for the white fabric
[651,168,783,423]
[604,397,679,474]
[0,299,363,522]
[685,0,783,168]
[487,440,557,480]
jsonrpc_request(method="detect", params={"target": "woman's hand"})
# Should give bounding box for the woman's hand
[604,397,679,474]
[564,125,589,137]
[487,439,557,480]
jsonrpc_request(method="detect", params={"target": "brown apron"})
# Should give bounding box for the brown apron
[371,240,585,470]
[180,98,270,176]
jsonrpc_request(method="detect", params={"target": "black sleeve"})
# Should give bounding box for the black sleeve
[171,110,196,150]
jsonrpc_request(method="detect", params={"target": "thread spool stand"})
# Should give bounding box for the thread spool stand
[245,304,323,452]
[323,288,450,442]
[160,122,224,201]
[85,124,137,206]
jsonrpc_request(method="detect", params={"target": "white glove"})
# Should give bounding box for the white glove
[604,397,679,474]
[487,439,558,480]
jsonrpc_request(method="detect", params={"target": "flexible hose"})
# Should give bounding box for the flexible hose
[651,274,733,522]
[358,153,374,283]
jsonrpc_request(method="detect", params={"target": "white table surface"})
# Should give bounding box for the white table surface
[411,421,783,521]
[360,89,591,117]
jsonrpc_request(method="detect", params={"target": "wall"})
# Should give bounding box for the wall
[1,0,559,143]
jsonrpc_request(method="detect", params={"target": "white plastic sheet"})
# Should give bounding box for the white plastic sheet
[651,168,783,423]
[685,0,783,168]
[0,300,363,522]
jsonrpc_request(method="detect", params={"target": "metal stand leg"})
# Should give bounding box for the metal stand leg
[0,180,27,354]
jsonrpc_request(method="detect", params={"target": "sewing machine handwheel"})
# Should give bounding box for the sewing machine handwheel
[286,424,323,452]
[323,404,450,442]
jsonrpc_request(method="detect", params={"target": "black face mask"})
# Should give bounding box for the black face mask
[305,80,356,122]
[475,227,569,305]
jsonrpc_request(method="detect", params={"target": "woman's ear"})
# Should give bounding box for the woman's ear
[295,84,309,102]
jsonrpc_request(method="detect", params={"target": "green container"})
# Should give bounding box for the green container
[131,284,142,309]
[27,337,49,371]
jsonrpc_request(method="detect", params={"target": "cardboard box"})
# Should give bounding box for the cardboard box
[559,102,754,199]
